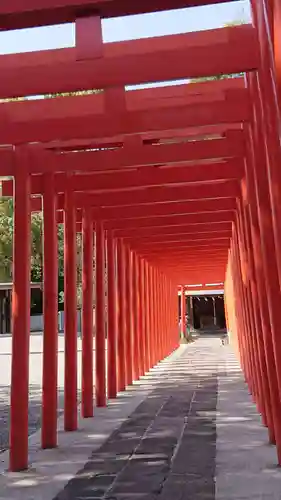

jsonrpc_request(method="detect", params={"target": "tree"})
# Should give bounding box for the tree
[31,213,43,282]
[0,198,86,313]
[0,199,13,281]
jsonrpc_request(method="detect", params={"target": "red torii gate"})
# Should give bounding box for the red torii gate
[1,0,281,475]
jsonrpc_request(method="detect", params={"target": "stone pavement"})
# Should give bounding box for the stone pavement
[0,334,83,453]
[0,336,280,499]
[54,340,217,500]
[216,344,281,500]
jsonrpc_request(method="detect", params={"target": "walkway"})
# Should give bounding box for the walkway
[0,334,83,453]
[0,337,280,499]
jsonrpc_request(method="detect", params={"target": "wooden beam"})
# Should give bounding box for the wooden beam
[78,180,239,207]
[19,158,244,194]
[32,181,236,213]
[36,198,236,219]
[115,221,232,238]
[1,90,251,145]
[105,211,235,229]
[56,209,234,225]
[126,231,232,245]
[42,123,243,152]
[139,241,230,252]
[0,26,258,98]
[0,1,238,30]
[25,133,246,174]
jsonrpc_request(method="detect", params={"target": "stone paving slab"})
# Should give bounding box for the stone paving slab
[0,334,83,453]
[0,342,186,500]
[216,345,281,500]
[53,339,218,500]
[1,336,281,499]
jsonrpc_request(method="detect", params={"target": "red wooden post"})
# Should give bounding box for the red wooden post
[155,270,160,363]
[117,239,126,391]
[81,207,94,417]
[152,267,157,365]
[241,196,276,441]
[10,153,31,472]
[148,264,154,368]
[165,277,169,356]
[148,266,155,367]
[236,206,263,407]
[107,231,118,399]
[42,172,58,447]
[160,275,164,358]
[245,123,281,449]
[158,274,162,359]
[157,273,162,358]
[246,120,281,450]
[248,74,281,410]
[169,282,173,353]
[230,243,250,384]
[154,269,160,363]
[64,182,78,431]
[144,261,150,371]
[162,278,166,358]
[251,1,281,288]
[232,231,255,395]
[75,15,103,61]
[95,220,106,407]
[180,285,186,339]
[174,283,178,350]
[138,257,146,376]
[132,252,140,381]
[237,200,268,421]
[274,0,281,106]
[125,246,133,385]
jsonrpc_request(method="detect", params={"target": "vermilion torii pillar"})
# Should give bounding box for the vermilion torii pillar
[251,1,281,290]
[64,180,78,431]
[248,74,281,409]
[144,262,151,372]
[274,0,281,105]
[107,231,118,399]
[10,149,31,472]
[95,221,106,407]
[236,202,265,416]
[180,286,186,339]
[117,239,126,392]
[132,252,140,382]
[147,266,154,367]
[125,246,133,386]
[239,198,273,432]
[138,258,146,377]
[81,207,94,418]
[42,172,58,448]
[242,150,280,444]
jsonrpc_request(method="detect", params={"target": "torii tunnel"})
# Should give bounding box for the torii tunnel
[0,0,281,473]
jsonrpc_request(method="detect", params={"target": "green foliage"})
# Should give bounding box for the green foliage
[0,96,26,103]
[31,213,43,282]
[190,74,242,84]
[44,89,102,99]
[0,199,13,281]
[0,198,87,312]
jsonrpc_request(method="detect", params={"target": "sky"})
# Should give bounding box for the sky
[0,0,251,55]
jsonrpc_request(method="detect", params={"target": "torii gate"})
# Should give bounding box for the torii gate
[0,0,281,474]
